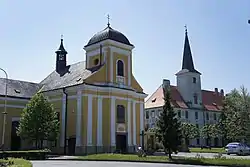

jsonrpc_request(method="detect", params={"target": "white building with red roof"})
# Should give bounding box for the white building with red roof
[145,28,224,147]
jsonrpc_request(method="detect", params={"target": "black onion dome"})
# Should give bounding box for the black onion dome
[85,26,133,47]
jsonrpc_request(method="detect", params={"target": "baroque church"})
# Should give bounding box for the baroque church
[0,21,147,154]
[145,28,224,147]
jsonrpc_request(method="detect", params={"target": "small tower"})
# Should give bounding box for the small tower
[176,26,202,108]
[55,35,68,73]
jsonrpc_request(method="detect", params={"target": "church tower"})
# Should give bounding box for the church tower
[176,27,202,108]
[55,36,68,73]
[83,16,135,88]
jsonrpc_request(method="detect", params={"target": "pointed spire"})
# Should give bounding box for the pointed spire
[107,14,110,27]
[181,26,200,74]
[56,35,67,54]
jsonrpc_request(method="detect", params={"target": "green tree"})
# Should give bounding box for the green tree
[17,93,60,149]
[218,86,250,143]
[200,124,219,146]
[156,86,182,159]
[181,122,199,150]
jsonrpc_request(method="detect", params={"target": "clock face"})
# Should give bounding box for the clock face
[59,54,64,60]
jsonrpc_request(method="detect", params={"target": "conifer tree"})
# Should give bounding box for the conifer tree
[157,86,182,159]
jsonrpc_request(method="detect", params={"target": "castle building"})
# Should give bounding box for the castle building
[0,22,147,154]
[145,29,224,147]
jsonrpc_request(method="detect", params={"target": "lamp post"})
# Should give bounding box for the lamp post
[0,68,8,150]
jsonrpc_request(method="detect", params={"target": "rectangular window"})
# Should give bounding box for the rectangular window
[213,113,217,120]
[185,110,189,119]
[146,111,149,119]
[178,110,181,118]
[195,112,198,120]
[196,138,200,145]
[194,94,198,104]
[157,109,161,116]
[206,113,209,120]
[193,77,196,83]
[117,105,125,123]
[151,110,155,118]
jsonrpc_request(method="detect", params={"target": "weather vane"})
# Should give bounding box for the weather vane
[107,14,110,27]
[184,24,188,34]
[61,34,64,41]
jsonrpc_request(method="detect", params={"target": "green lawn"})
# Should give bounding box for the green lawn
[0,158,32,167]
[190,147,225,153]
[78,154,250,166]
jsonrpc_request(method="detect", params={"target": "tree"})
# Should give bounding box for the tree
[17,93,60,149]
[217,86,250,143]
[180,122,199,150]
[200,124,219,146]
[156,86,182,159]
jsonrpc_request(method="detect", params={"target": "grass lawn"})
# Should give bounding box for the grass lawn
[78,154,250,166]
[0,158,32,167]
[190,147,225,153]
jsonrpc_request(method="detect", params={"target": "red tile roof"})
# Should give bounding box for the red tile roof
[145,85,224,112]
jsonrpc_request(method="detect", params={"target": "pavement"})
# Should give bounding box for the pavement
[154,152,250,159]
[31,161,222,167]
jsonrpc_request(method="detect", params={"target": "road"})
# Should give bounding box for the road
[31,161,222,167]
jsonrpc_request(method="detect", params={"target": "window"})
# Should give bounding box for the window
[151,110,155,118]
[185,110,188,119]
[94,58,99,66]
[116,105,125,123]
[157,109,161,116]
[193,94,198,104]
[178,110,181,118]
[195,112,198,120]
[193,77,196,83]
[146,111,149,119]
[213,113,217,120]
[117,60,124,76]
[206,112,209,120]
[196,138,200,145]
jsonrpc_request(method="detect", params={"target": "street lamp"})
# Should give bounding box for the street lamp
[0,68,8,150]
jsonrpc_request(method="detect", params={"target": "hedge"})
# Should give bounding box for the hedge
[0,149,51,160]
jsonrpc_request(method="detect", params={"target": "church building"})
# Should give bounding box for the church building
[145,28,224,147]
[0,21,147,154]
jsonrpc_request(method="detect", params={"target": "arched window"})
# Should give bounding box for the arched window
[117,60,124,76]
[117,105,125,123]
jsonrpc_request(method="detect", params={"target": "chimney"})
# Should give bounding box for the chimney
[214,88,218,95]
[220,89,224,96]
[162,79,170,90]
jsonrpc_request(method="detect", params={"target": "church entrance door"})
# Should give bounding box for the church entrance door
[116,133,127,153]
[67,137,76,155]
[11,121,21,151]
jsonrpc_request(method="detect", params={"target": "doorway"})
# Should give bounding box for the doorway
[11,121,21,151]
[116,133,127,153]
[67,137,76,155]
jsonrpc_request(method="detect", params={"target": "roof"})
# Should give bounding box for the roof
[179,30,200,74]
[0,78,41,99]
[85,25,133,47]
[56,38,67,54]
[40,61,99,92]
[145,85,224,112]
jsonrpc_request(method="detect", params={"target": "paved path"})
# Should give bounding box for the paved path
[155,152,250,159]
[32,161,222,167]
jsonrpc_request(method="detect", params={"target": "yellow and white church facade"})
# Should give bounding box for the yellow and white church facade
[0,22,147,154]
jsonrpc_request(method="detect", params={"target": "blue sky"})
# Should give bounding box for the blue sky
[0,0,250,96]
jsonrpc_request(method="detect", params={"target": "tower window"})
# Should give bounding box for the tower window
[193,77,196,83]
[117,60,124,76]
[94,58,99,66]
[116,105,125,123]
[194,94,198,104]
[59,54,64,60]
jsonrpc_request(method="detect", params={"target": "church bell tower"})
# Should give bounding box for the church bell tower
[55,36,68,73]
[176,27,202,108]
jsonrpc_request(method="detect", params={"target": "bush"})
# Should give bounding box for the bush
[0,149,51,160]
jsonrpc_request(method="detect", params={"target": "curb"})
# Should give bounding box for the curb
[43,158,249,167]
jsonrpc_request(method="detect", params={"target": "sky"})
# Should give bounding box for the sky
[0,0,250,97]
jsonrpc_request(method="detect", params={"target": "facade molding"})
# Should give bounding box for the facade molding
[0,104,25,108]
[11,117,20,121]
[97,96,103,146]
[76,89,82,147]
[60,93,66,147]
[0,97,29,102]
[132,101,136,145]
[110,96,116,146]
[87,94,93,146]
[127,99,132,146]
